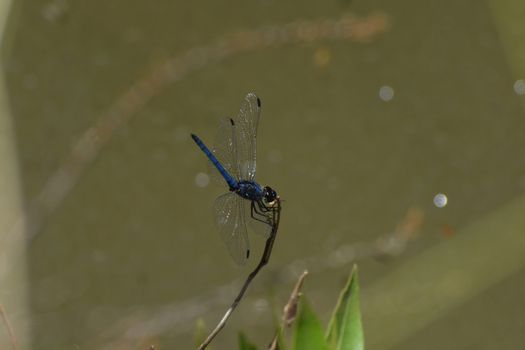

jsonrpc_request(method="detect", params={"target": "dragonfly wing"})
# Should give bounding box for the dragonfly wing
[207,118,239,185]
[213,192,250,265]
[235,93,261,181]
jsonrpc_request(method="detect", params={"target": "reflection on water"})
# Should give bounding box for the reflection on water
[514,79,525,95]
[2,0,525,349]
[9,11,390,247]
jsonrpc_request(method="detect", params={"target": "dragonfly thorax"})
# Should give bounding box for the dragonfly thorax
[235,180,265,201]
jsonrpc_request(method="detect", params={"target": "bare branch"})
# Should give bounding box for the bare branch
[268,270,309,350]
[198,199,282,350]
[0,304,18,350]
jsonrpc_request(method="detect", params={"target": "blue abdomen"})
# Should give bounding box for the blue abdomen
[191,133,238,190]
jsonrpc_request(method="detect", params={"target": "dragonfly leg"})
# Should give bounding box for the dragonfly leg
[255,200,274,213]
[254,200,274,217]
[251,200,280,229]
[250,201,273,226]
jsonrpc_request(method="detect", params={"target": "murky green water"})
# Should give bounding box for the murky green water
[3,0,525,348]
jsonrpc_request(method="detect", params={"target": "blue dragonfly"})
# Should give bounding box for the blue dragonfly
[191,93,281,265]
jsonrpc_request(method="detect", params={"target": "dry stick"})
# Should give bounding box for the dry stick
[268,270,309,350]
[281,270,308,328]
[198,199,282,350]
[0,304,18,350]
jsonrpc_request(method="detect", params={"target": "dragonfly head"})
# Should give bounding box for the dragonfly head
[263,186,278,205]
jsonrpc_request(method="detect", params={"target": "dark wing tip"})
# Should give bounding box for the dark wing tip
[230,118,235,126]
[256,97,261,107]
[246,249,250,259]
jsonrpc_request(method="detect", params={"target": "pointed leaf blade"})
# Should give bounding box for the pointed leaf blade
[293,298,330,350]
[194,318,207,349]
[238,332,259,350]
[326,265,364,350]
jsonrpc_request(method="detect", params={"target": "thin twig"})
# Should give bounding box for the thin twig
[281,270,308,328]
[268,270,309,350]
[197,198,282,350]
[0,304,18,350]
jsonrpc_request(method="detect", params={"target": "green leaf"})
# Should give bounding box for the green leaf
[238,332,259,350]
[277,327,287,350]
[293,298,330,350]
[325,265,364,350]
[194,318,207,349]
[269,324,287,350]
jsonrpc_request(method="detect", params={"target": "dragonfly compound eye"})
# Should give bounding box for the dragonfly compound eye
[264,186,277,203]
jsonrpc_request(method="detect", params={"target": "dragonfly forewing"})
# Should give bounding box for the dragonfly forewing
[207,118,239,186]
[235,93,261,181]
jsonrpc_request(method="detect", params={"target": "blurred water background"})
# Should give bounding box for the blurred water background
[0,0,525,349]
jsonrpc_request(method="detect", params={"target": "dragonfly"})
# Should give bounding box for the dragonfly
[191,93,281,265]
